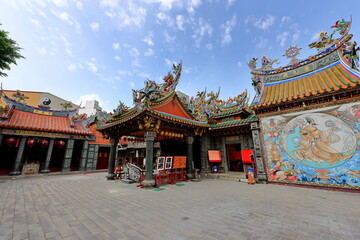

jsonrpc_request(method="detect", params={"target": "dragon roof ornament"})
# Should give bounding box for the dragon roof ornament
[132,61,182,104]
[186,88,249,122]
[248,17,358,97]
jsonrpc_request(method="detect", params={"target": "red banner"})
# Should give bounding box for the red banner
[241,149,254,163]
[208,150,222,162]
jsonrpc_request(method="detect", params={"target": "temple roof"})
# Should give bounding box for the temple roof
[209,114,257,130]
[249,17,360,110]
[251,61,360,108]
[0,110,92,135]
[97,92,209,131]
[0,91,92,136]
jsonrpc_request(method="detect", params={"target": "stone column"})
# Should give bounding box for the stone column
[86,144,95,171]
[106,137,118,180]
[200,135,211,175]
[251,122,266,180]
[40,139,54,173]
[186,136,194,179]
[0,135,3,157]
[92,145,99,170]
[79,140,89,171]
[142,131,156,188]
[62,139,74,172]
[10,136,27,175]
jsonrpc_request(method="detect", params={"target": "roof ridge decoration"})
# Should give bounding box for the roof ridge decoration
[248,17,353,74]
[112,100,129,118]
[132,61,182,105]
[186,88,249,122]
[249,17,359,105]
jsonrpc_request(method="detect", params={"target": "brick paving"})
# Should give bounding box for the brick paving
[0,172,359,240]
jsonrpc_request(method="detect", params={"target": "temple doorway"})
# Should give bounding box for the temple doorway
[226,143,244,172]
[97,147,109,170]
[70,140,83,171]
[160,138,186,156]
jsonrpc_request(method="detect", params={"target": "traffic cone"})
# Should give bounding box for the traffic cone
[247,171,255,184]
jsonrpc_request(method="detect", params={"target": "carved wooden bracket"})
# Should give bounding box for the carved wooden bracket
[137,115,161,132]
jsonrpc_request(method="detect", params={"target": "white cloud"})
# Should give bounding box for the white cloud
[129,48,140,57]
[254,36,269,49]
[137,72,151,79]
[38,47,47,55]
[163,31,176,43]
[250,14,275,30]
[86,58,99,73]
[290,23,300,42]
[37,9,48,18]
[65,49,73,56]
[114,56,121,61]
[311,32,319,41]
[87,62,98,73]
[176,15,186,31]
[100,0,147,29]
[67,64,77,71]
[227,0,236,7]
[156,12,167,21]
[156,0,177,10]
[90,22,100,31]
[51,10,81,32]
[156,12,174,26]
[143,32,154,46]
[237,61,243,67]
[221,15,237,47]
[164,58,174,68]
[118,70,133,76]
[186,0,202,15]
[132,59,141,67]
[52,0,68,7]
[276,31,289,47]
[145,48,155,56]
[29,17,41,27]
[100,0,118,8]
[192,18,213,48]
[113,42,120,50]
[206,43,212,50]
[128,81,135,88]
[75,1,83,10]
[281,16,291,23]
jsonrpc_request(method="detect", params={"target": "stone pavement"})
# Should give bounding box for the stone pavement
[0,172,359,240]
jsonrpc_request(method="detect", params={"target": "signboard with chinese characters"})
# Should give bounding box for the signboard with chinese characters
[173,156,187,169]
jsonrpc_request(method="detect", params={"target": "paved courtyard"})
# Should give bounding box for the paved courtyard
[0,172,359,240]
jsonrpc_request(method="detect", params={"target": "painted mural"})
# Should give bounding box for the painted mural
[262,102,360,189]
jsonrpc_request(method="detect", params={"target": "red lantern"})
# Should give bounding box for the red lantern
[27,139,37,147]
[39,139,49,148]
[57,140,65,148]
[5,137,17,147]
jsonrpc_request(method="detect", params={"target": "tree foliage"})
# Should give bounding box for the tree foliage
[0,25,25,77]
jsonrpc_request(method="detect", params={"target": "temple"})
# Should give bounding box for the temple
[249,17,360,190]
[0,17,359,191]
[0,90,98,174]
[96,62,262,187]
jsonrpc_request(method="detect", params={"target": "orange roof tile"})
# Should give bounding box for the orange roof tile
[252,62,360,108]
[0,110,92,135]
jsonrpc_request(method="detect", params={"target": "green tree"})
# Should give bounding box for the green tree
[0,24,24,77]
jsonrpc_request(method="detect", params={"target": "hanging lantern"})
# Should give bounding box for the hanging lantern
[5,137,17,147]
[39,139,49,148]
[57,140,65,148]
[27,139,37,147]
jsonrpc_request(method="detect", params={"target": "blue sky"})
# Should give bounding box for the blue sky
[1,0,360,112]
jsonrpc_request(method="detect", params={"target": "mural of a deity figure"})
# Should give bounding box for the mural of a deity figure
[261,103,360,188]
